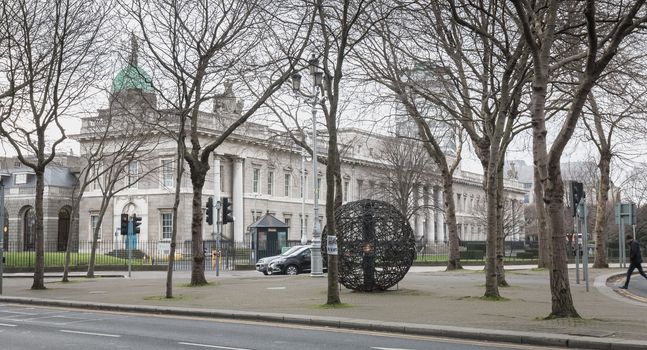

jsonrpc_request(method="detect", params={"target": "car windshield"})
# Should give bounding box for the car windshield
[280,245,302,256]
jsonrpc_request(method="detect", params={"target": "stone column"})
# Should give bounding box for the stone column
[425,186,434,243]
[416,185,424,239]
[435,186,445,243]
[232,158,244,242]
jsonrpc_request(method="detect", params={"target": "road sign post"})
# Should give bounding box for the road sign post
[615,203,636,268]
[128,218,133,278]
[327,236,338,256]
[581,200,589,292]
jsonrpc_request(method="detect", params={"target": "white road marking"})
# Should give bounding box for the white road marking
[371,347,414,350]
[60,329,121,338]
[0,310,39,315]
[266,287,286,290]
[0,323,17,327]
[178,342,252,350]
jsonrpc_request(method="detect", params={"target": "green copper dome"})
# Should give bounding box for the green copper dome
[112,64,153,92]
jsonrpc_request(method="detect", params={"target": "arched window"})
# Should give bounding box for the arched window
[57,208,71,251]
[23,208,35,251]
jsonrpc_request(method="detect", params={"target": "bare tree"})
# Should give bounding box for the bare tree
[357,11,467,270]
[361,1,531,293]
[580,52,647,268]
[121,0,314,286]
[512,0,647,318]
[0,0,110,289]
[82,104,163,278]
[373,136,434,221]
[310,0,401,305]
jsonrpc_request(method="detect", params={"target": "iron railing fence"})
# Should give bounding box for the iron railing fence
[0,239,640,271]
[0,239,305,271]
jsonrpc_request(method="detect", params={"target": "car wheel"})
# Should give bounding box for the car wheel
[262,271,268,276]
[285,265,299,276]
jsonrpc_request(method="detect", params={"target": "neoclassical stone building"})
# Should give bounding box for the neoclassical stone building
[0,155,80,251]
[74,46,526,251]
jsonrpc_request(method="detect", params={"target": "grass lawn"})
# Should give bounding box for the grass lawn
[2,252,145,268]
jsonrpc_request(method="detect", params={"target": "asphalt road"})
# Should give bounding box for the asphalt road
[0,304,566,350]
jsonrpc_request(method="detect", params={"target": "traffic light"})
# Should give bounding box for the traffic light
[132,214,142,234]
[571,181,585,217]
[206,196,214,226]
[120,214,129,235]
[222,197,233,224]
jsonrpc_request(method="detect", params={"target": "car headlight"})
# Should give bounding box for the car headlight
[257,259,265,264]
[272,258,285,265]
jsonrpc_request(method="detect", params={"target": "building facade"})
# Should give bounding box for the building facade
[72,51,526,249]
[0,155,80,251]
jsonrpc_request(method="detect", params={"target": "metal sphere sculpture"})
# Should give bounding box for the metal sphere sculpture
[324,199,416,292]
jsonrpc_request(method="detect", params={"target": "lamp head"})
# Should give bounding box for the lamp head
[314,71,323,90]
[291,72,302,94]
[308,53,318,76]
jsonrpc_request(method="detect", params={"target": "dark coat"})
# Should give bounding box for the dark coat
[629,240,643,264]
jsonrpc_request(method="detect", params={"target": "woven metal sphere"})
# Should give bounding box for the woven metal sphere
[323,199,416,292]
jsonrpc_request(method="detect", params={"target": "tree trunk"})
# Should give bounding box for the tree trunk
[326,124,341,305]
[167,148,184,297]
[535,167,550,268]
[545,170,580,318]
[87,208,107,278]
[189,163,208,286]
[62,202,80,282]
[442,172,461,270]
[484,163,500,298]
[496,169,508,287]
[32,169,46,290]
[593,153,611,268]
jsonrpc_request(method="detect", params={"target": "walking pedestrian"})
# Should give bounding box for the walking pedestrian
[620,234,647,289]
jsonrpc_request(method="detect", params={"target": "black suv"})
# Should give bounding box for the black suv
[267,246,311,275]
[255,245,304,275]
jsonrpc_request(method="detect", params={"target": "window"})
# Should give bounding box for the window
[301,175,306,198]
[161,159,174,188]
[252,168,260,193]
[284,218,291,231]
[127,161,139,188]
[356,179,363,199]
[91,164,102,191]
[220,165,224,191]
[267,170,274,195]
[316,177,322,200]
[161,213,173,240]
[343,181,349,202]
[284,174,291,197]
[15,173,27,185]
[90,214,102,240]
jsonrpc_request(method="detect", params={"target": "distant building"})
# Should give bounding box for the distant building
[0,155,80,251]
[504,160,533,203]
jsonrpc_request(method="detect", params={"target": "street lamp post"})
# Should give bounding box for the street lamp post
[300,149,307,245]
[292,53,324,277]
[0,179,5,294]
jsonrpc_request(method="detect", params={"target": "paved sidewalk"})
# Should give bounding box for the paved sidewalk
[1,266,646,349]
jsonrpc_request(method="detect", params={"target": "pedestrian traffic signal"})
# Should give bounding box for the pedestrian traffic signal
[206,196,214,226]
[571,181,585,217]
[132,214,142,234]
[120,214,129,235]
[222,197,233,224]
